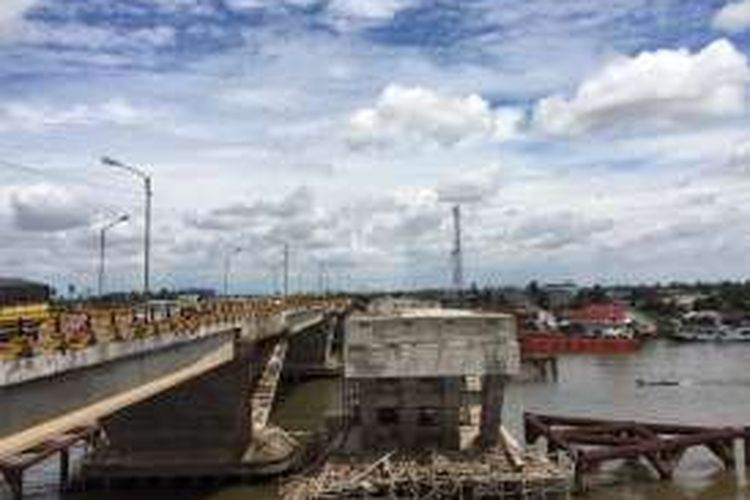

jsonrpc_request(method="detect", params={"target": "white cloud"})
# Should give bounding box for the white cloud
[533,39,750,135]
[727,136,750,175]
[437,168,502,204]
[347,84,524,150]
[218,0,318,12]
[185,186,316,232]
[327,0,412,22]
[713,1,750,33]
[510,212,614,251]
[7,5,750,290]
[21,22,176,51]
[0,98,148,131]
[10,184,91,232]
[0,0,37,39]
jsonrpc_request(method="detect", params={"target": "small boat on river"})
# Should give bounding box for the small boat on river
[673,311,750,342]
[635,378,680,387]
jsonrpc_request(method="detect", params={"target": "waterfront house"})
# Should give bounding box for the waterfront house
[566,303,633,338]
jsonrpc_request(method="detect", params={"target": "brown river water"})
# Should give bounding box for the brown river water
[10,339,750,500]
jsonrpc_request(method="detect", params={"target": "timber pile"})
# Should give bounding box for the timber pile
[525,412,750,493]
[280,448,568,499]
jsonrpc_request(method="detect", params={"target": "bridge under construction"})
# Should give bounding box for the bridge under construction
[0,296,347,499]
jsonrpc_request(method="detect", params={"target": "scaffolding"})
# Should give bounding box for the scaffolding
[281,447,569,500]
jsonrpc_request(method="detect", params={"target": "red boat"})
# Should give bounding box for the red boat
[521,331,642,355]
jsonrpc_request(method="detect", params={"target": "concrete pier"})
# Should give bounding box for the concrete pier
[82,338,255,478]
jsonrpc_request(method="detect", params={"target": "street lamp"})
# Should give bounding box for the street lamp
[98,214,129,296]
[101,156,152,298]
[283,242,289,297]
[223,246,243,296]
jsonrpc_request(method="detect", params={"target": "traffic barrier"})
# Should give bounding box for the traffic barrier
[0,297,350,360]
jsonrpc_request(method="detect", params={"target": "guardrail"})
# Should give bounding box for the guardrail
[0,297,349,361]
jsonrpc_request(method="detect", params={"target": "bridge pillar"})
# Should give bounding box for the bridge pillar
[82,333,260,479]
[283,316,341,380]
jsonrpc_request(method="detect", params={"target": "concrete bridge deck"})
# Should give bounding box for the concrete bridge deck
[0,298,346,460]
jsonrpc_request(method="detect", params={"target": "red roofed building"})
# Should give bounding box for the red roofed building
[566,303,633,338]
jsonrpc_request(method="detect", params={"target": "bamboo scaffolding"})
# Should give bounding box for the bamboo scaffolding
[281,447,568,500]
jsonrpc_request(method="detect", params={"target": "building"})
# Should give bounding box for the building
[0,278,50,306]
[0,278,51,338]
[344,307,519,451]
[542,282,578,310]
[566,303,632,338]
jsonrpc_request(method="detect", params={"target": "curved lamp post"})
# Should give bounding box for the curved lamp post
[223,246,243,296]
[101,156,152,298]
[98,214,129,296]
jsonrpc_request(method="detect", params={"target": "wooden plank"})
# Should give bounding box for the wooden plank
[531,413,718,435]
[499,425,525,470]
[580,429,744,463]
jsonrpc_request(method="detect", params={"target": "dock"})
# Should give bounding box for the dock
[525,412,750,492]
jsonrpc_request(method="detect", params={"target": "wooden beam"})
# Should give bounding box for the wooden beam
[530,413,718,435]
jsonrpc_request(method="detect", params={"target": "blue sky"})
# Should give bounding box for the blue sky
[3,0,750,294]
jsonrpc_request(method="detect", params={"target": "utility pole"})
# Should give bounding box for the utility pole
[451,204,464,291]
[223,255,230,296]
[283,243,289,297]
[98,214,129,296]
[101,157,152,298]
[271,265,280,296]
[145,176,152,297]
[223,246,243,296]
[318,262,325,295]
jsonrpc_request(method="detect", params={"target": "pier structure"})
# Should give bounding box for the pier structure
[343,307,520,451]
[525,412,750,493]
[284,300,570,499]
[519,354,558,383]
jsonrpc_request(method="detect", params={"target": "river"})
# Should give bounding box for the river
[11,340,750,499]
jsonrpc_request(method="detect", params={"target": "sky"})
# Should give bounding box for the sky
[3,0,750,294]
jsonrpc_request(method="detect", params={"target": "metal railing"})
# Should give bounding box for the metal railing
[0,297,348,361]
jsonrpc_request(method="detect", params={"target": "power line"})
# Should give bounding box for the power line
[0,159,143,198]
[0,158,192,215]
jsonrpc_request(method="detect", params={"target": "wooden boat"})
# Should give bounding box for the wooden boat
[521,331,642,355]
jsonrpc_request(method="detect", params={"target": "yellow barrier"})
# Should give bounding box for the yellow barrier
[0,303,50,325]
[0,297,350,360]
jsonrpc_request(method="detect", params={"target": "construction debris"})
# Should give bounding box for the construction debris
[281,447,568,500]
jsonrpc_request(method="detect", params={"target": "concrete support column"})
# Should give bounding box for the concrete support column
[87,330,255,475]
[358,380,378,450]
[284,324,335,378]
[399,379,418,449]
[323,319,335,367]
[441,378,461,450]
[479,374,505,449]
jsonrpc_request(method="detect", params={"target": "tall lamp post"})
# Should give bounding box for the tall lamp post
[223,246,243,296]
[98,214,129,296]
[283,242,289,297]
[101,156,152,298]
